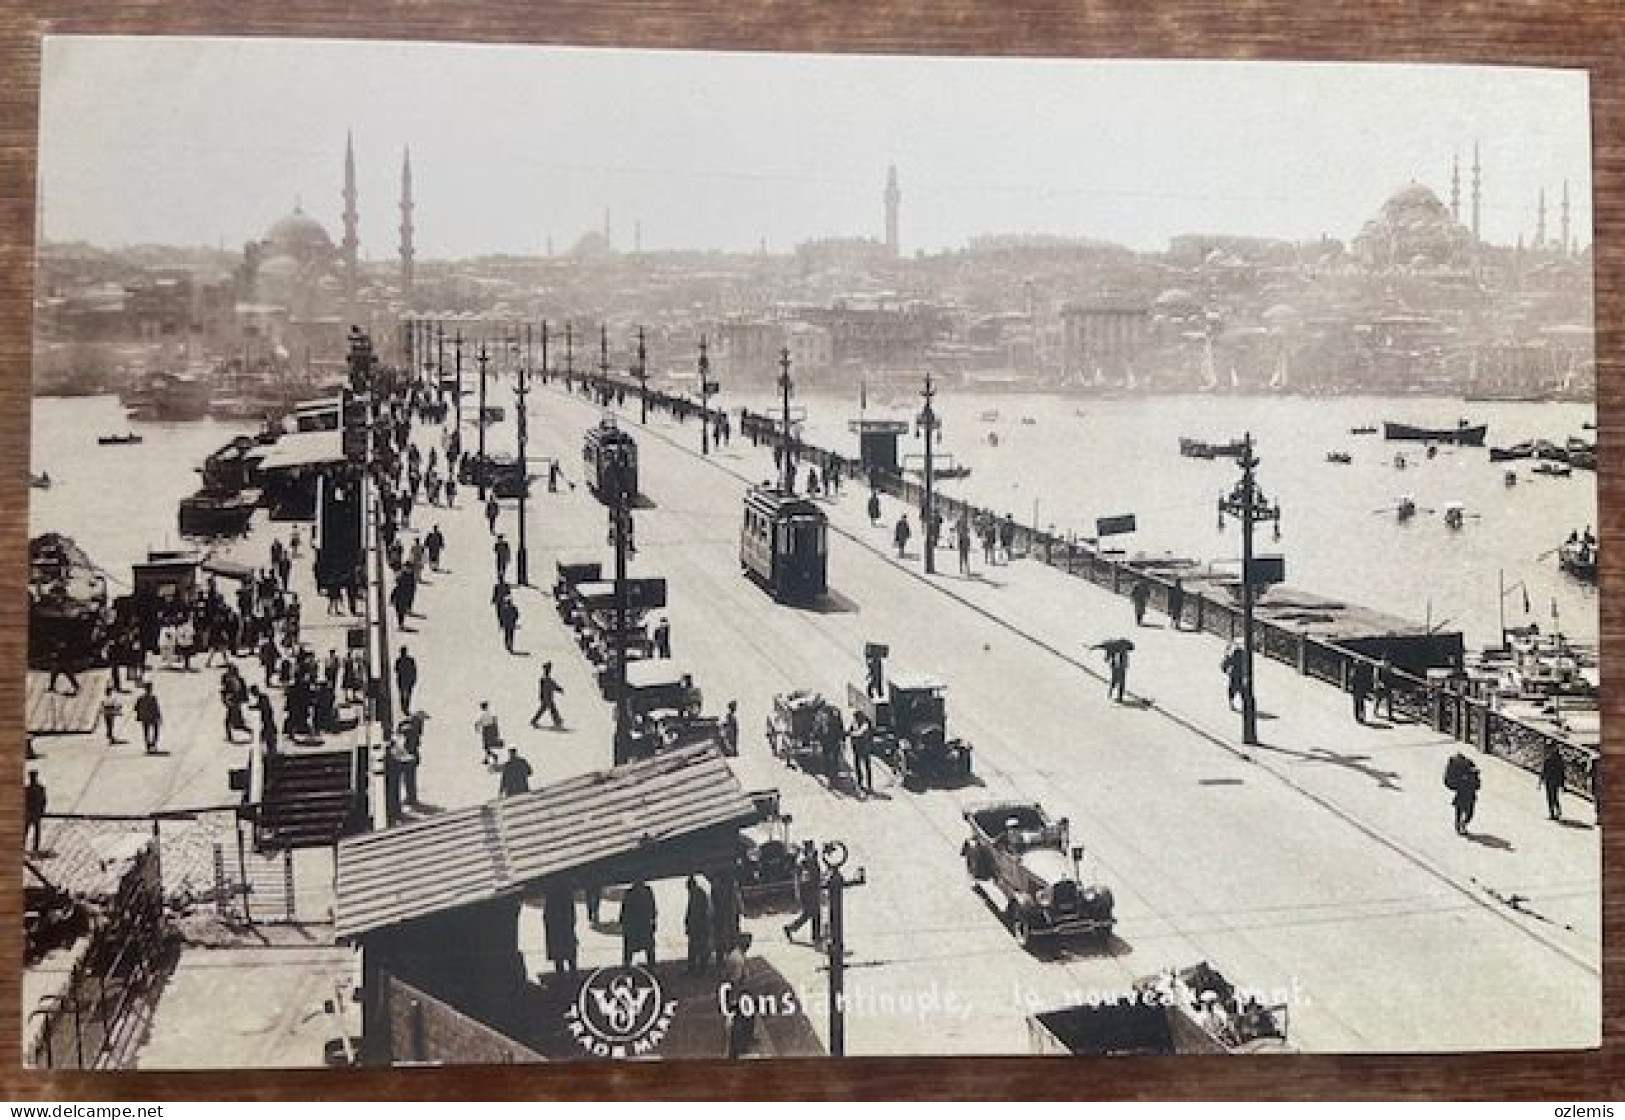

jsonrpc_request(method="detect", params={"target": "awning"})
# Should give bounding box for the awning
[256,430,345,473]
[334,746,759,940]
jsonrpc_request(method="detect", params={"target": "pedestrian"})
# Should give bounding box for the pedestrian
[290,525,302,559]
[221,668,250,742]
[397,712,424,807]
[444,476,457,508]
[100,684,123,745]
[1222,646,1247,711]
[1350,659,1374,725]
[893,514,912,558]
[383,734,407,824]
[543,890,579,976]
[1540,746,1567,821]
[653,616,672,659]
[251,686,277,754]
[1095,640,1131,703]
[485,494,500,534]
[394,646,418,712]
[999,513,1016,562]
[134,683,163,753]
[498,745,533,797]
[867,490,881,526]
[817,707,845,786]
[849,709,875,795]
[1166,578,1186,630]
[498,597,520,653]
[685,875,714,975]
[494,534,511,582]
[783,841,823,944]
[956,516,972,575]
[548,460,561,493]
[865,643,886,698]
[25,770,47,853]
[391,576,411,629]
[474,701,502,767]
[1130,579,1151,626]
[1374,657,1395,720]
[721,933,757,1057]
[426,525,444,571]
[722,700,739,756]
[530,662,565,729]
[620,879,658,967]
[1444,752,1481,835]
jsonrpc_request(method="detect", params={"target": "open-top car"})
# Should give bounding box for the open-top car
[962,799,1114,947]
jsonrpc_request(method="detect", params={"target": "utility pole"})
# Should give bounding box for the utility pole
[453,330,465,453]
[918,370,939,575]
[476,343,490,500]
[610,454,634,766]
[699,335,712,455]
[435,322,445,410]
[516,325,535,586]
[634,326,649,424]
[777,348,796,492]
[1217,432,1281,746]
[564,320,574,386]
[821,841,865,1058]
[599,323,610,402]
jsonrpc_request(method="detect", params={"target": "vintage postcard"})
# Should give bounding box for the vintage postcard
[24,36,1597,1067]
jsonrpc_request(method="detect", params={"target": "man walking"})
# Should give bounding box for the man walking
[251,686,277,754]
[685,876,714,975]
[25,771,47,853]
[494,534,511,583]
[1350,659,1374,725]
[956,516,972,576]
[485,493,500,534]
[425,525,444,571]
[1540,746,1567,821]
[134,683,163,753]
[1444,752,1481,835]
[652,616,671,659]
[1223,646,1247,711]
[1166,577,1186,630]
[849,710,875,795]
[394,646,418,713]
[1130,579,1151,626]
[531,663,565,729]
[100,684,123,745]
[543,890,578,976]
[783,841,823,945]
[893,513,912,559]
[498,597,520,654]
[474,701,502,768]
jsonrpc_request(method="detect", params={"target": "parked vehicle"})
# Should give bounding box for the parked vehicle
[961,799,1114,946]
[847,673,973,790]
[766,690,844,772]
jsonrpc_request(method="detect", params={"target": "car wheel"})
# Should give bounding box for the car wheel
[964,846,986,880]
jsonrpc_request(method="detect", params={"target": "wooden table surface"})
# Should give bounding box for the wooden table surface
[0,0,1619,1100]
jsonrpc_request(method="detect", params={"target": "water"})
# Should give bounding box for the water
[727,387,1599,651]
[31,390,1598,651]
[28,394,259,593]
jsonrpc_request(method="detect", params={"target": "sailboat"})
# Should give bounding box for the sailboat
[1199,336,1219,392]
[1267,349,1288,392]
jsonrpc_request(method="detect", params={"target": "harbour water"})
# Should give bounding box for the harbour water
[30,389,1597,652]
[728,387,1599,652]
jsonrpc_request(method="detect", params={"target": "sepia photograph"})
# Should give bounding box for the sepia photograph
[21,36,1599,1069]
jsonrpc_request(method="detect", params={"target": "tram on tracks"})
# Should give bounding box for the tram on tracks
[740,486,828,603]
[583,417,638,503]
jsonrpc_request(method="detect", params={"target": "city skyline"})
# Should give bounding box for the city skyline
[40,37,1593,259]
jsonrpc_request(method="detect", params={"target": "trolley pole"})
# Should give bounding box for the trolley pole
[453,331,465,456]
[611,466,634,766]
[699,335,711,455]
[564,320,574,387]
[1217,432,1281,746]
[435,322,444,408]
[599,324,610,402]
[919,370,939,576]
[822,842,865,1058]
[476,344,490,501]
[778,348,794,492]
[635,326,649,424]
[516,329,533,587]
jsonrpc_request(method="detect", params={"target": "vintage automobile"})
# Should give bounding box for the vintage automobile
[766,690,844,772]
[961,800,1115,947]
[847,672,973,791]
[737,790,799,913]
[552,557,602,619]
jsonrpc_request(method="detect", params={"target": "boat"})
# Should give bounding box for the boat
[1020,417,1037,426]
[986,432,1000,448]
[1532,461,1573,478]
[1559,535,1598,581]
[178,488,260,538]
[124,370,212,421]
[1489,443,1534,462]
[911,464,973,481]
[1442,502,1466,530]
[29,473,51,490]
[1382,420,1488,446]
[28,533,110,668]
[1504,470,1518,488]
[1180,438,1248,460]
[1326,451,1352,465]
[96,432,144,446]
[1393,453,1407,470]
[978,410,1000,423]
[1349,425,1378,435]
[1396,495,1417,521]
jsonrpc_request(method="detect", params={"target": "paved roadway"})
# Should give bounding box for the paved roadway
[397,378,1598,1057]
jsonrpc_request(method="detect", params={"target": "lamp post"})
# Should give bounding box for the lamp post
[476,343,490,501]
[563,320,573,386]
[599,323,610,402]
[777,348,794,492]
[608,454,635,765]
[634,326,649,424]
[821,840,865,1058]
[918,370,939,575]
[515,326,535,587]
[452,329,465,455]
[699,335,712,455]
[1216,432,1281,746]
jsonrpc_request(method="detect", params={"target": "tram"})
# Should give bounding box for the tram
[582,418,638,503]
[740,487,828,603]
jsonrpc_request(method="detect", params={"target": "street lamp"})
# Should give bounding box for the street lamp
[633,326,649,424]
[515,324,537,587]
[777,348,795,492]
[820,840,865,1058]
[599,323,610,403]
[452,329,465,459]
[476,343,490,500]
[564,320,574,387]
[1216,432,1282,746]
[917,370,940,575]
[606,452,636,765]
[699,335,713,455]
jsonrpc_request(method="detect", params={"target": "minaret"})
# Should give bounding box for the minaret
[1560,180,1571,256]
[1536,187,1547,249]
[634,220,642,254]
[1450,152,1461,223]
[341,131,359,307]
[603,208,612,249]
[399,146,415,294]
[884,165,900,258]
[1471,141,1482,242]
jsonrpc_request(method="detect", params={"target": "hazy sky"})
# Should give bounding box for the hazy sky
[38,36,1594,258]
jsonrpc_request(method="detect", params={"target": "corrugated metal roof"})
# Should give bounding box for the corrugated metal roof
[334,746,757,940]
[256,430,345,472]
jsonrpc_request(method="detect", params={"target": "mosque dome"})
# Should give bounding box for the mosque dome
[1353,182,1472,269]
[265,206,335,264]
[1153,287,1198,309]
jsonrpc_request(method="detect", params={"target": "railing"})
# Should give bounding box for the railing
[602,378,1599,798]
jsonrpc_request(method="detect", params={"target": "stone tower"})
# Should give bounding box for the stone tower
[884,165,900,258]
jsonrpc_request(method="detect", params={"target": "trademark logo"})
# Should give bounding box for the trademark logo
[564,966,679,1058]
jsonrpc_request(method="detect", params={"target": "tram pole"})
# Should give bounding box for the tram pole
[564,320,573,386]
[699,335,711,456]
[599,323,610,401]
[919,370,938,575]
[516,325,536,587]
[778,348,794,493]
[453,330,465,458]
[476,343,491,501]
[635,326,649,424]
[435,322,444,408]
[1217,432,1280,746]
[612,464,634,766]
